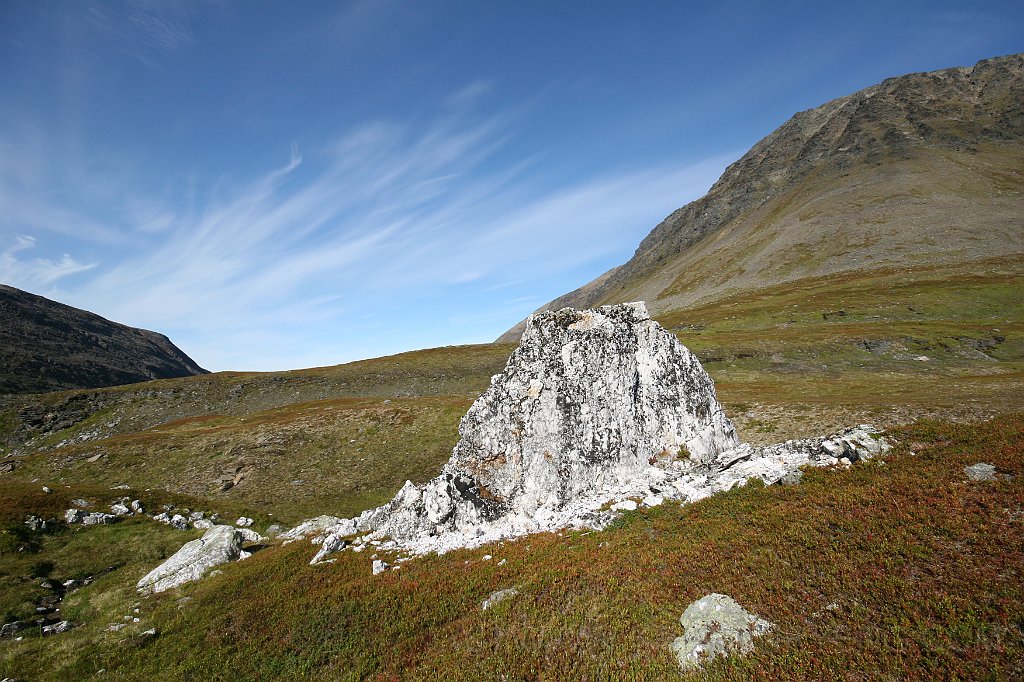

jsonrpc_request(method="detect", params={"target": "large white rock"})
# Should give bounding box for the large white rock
[137,525,262,593]
[306,304,891,561]
[312,303,739,559]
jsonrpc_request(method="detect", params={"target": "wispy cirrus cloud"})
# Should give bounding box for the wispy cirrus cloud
[0,235,96,292]
[1,101,733,371]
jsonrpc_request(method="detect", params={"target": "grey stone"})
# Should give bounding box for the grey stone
[83,512,118,525]
[42,620,76,635]
[235,516,254,528]
[671,593,772,672]
[111,503,131,516]
[482,588,519,610]
[309,305,892,561]
[136,525,263,593]
[24,515,48,532]
[778,469,803,485]
[1,621,30,637]
[65,508,119,525]
[964,462,998,481]
[315,303,739,559]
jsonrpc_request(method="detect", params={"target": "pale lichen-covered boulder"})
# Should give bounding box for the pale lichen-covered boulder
[306,303,890,562]
[137,525,262,593]
[311,303,739,560]
[671,593,772,671]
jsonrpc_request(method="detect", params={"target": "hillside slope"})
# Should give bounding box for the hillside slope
[499,53,1024,340]
[0,285,208,394]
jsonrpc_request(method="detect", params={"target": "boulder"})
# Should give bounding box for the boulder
[964,462,998,481]
[671,593,772,671]
[482,587,519,610]
[306,305,890,561]
[136,525,263,593]
[24,515,48,532]
[41,620,76,635]
[316,303,739,558]
[65,509,119,525]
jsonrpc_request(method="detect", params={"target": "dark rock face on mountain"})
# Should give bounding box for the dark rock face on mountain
[0,284,207,394]
[499,54,1024,341]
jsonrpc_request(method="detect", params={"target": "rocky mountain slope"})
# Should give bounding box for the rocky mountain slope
[499,53,1024,341]
[0,284,207,394]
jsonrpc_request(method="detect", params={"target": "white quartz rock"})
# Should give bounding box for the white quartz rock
[137,525,262,593]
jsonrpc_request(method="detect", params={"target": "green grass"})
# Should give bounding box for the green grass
[2,414,1022,680]
[7,395,472,524]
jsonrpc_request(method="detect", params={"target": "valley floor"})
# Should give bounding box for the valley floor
[1,259,1022,678]
[1,414,1022,680]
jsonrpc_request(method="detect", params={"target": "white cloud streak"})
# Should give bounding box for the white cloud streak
[0,235,97,292]
[1,105,733,371]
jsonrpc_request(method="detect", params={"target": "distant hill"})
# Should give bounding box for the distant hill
[0,284,208,394]
[500,53,1024,340]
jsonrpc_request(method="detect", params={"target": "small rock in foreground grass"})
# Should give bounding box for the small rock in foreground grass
[482,588,519,611]
[963,462,1013,481]
[671,593,773,672]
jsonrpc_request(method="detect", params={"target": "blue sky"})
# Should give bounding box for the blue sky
[1,1,1021,371]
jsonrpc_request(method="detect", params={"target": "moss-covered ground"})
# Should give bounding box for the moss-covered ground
[2,415,1022,680]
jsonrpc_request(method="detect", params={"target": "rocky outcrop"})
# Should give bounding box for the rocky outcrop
[303,304,890,562]
[0,284,207,395]
[136,525,262,594]
[671,593,772,671]
[308,303,740,560]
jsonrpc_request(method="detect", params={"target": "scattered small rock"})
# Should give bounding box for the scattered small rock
[71,498,90,508]
[964,462,1011,481]
[372,559,390,575]
[111,503,131,516]
[611,500,638,512]
[24,515,49,532]
[670,593,772,672]
[482,587,519,611]
[42,620,76,635]
[236,517,254,528]
[64,509,119,525]
[41,486,53,494]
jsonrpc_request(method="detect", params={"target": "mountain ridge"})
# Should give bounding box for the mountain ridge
[499,53,1024,341]
[0,284,208,394]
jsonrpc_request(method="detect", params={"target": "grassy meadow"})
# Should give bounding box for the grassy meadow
[1,259,1023,679]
